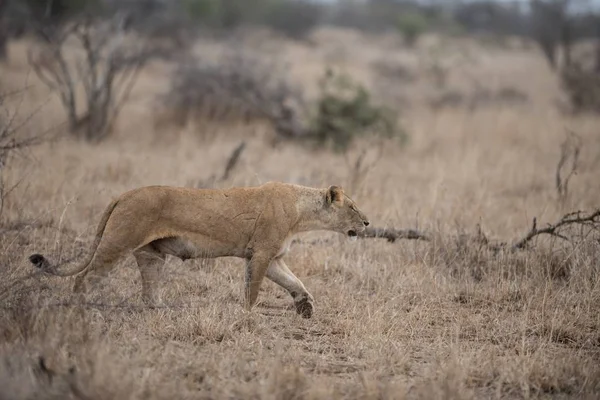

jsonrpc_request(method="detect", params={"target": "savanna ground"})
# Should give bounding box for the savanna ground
[0,27,599,399]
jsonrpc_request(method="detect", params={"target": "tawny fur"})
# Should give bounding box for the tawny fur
[29,182,369,318]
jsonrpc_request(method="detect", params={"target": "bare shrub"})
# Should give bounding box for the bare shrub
[0,87,47,220]
[510,209,599,252]
[158,48,306,140]
[28,14,170,142]
[426,221,599,284]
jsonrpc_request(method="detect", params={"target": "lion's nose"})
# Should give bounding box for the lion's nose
[364,221,370,227]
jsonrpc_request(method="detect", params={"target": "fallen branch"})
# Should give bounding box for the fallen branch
[288,227,429,250]
[288,209,599,253]
[358,227,430,242]
[511,209,600,250]
[356,210,599,249]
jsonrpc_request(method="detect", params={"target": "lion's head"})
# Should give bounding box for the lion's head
[323,185,369,239]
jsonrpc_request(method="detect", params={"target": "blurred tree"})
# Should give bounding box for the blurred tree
[262,0,321,40]
[24,0,102,23]
[530,0,569,70]
[396,11,429,47]
[183,0,264,29]
[0,0,31,61]
[182,0,321,38]
[0,0,7,60]
[454,1,529,36]
[28,14,171,141]
[215,0,245,28]
[0,0,102,46]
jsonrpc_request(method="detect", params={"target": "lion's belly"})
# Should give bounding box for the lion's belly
[275,236,294,258]
[150,235,247,260]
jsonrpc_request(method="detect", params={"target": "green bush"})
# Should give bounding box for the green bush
[309,68,405,152]
[396,11,429,46]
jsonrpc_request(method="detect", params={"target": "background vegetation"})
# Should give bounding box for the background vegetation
[0,0,599,398]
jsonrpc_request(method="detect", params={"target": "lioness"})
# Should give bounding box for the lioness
[28,182,369,318]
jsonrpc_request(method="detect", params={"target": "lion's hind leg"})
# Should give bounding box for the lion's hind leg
[72,241,131,296]
[134,244,166,307]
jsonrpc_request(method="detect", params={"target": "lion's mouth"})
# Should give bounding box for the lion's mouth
[347,230,357,238]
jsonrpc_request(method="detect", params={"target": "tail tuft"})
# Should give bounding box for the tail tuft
[29,253,49,269]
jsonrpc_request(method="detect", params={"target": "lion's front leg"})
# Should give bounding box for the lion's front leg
[266,258,315,319]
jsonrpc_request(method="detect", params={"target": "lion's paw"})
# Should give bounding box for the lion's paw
[294,295,314,319]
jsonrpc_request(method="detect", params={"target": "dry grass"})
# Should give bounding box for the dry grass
[0,28,599,399]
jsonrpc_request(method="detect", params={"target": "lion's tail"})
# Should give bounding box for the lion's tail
[28,198,120,277]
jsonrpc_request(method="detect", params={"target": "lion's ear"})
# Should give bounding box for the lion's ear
[326,185,344,206]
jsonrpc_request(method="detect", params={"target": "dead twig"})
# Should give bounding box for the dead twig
[221,141,246,181]
[556,130,581,208]
[196,140,247,188]
[511,209,600,251]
